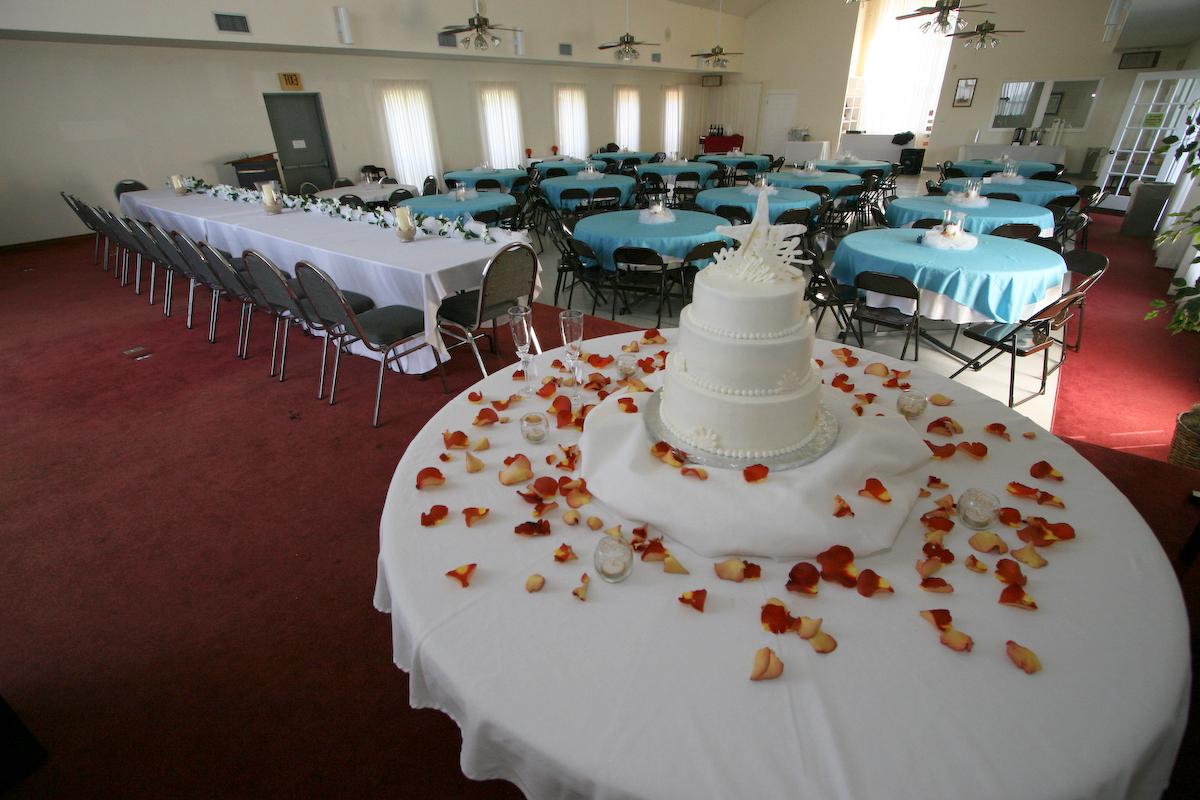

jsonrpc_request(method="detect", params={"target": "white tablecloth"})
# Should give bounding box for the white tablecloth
[120,190,528,372]
[374,331,1189,800]
[315,181,419,204]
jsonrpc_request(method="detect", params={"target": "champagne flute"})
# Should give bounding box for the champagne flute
[509,305,535,395]
[559,309,584,402]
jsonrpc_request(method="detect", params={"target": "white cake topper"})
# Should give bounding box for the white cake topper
[709,190,810,284]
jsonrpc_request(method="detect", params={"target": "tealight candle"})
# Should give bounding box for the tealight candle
[455,186,467,201]
[958,488,1000,530]
[169,175,186,195]
[896,390,928,420]
[520,412,549,444]
[616,354,637,378]
[594,535,633,583]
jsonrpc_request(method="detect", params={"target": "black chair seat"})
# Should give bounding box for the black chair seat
[437,290,514,328]
[300,289,374,321]
[357,304,425,347]
[809,283,858,304]
[962,323,1053,356]
[853,304,916,327]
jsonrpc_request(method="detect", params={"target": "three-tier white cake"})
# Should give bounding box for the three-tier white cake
[659,191,821,460]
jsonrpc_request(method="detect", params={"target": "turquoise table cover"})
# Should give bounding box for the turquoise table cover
[443,169,527,190]
[768,170,863,193]
[696,187,820,222]
[533,160,606,176]
[540,175,636,210]
[698,154,772,171]
[886,196,1054,236]
[814,159,891,175]
[591,151,656,164]
[951,159,1057,178]
[398,192,516,222]
[573,210,728,270]
[942,177,1077,207]
[636,162,719,185]
[831,228,1066,323]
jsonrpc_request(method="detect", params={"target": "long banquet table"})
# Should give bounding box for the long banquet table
[374,331,1189,800]
[119,189,528,372]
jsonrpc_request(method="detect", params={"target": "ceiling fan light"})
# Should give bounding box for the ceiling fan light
[988,37,998,48]
[491,35,501,47]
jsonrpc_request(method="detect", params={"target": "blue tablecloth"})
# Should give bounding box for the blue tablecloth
[698,154,772,172]
[696,187,820,222]
[591,151,656,164]
[443,169,527,190]
[814,159,891,175]
[533,160,606,176]
[951,159,1057,178]
[636,162,719,185]
[831,228,1066,323]
[573,210,728,270]
[540,175,636,210]
[768,170,863,194]
[942,177,1077,207]
[397,193,516,222]
[885,196,1055,236]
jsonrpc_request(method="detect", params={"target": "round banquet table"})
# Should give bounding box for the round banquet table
[540,175,636,210]
[696,186,820,222]
[951,159,1057,178]
[374,332,1189,800]
[698,153,772,172]
[591,151,656,164]
[443,169,528,190]
[572,209,727,269]
[768,169,864,194]
[942,177,1078,207]
[814,158,892,175]
[832,228,1067,324]
[397,192,516,222]
[886,196,1055,237]
[635,161,719,185]
[532,159,607,176]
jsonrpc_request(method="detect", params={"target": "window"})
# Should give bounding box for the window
[663,86,683,156]
[478,83,524,168]
[991,79,1101,130]
[554,85,589,159]
[614,86,640,151]
[378,80,442,188]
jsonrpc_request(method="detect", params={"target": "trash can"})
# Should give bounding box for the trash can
[1120,180,1175,237]
[899,148,925,175]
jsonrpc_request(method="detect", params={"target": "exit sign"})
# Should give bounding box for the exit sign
[277,72,303,91]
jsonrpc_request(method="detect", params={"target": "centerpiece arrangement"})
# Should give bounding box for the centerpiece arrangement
[921,209,978,251]
[947,178,989,208]
[638,200,675,224]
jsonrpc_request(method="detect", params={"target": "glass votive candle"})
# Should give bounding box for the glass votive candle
[896,390,928,420]
[594,534,634,583]
[616,353,637,378]
[520,412,549,444]
[958,488,1000,530]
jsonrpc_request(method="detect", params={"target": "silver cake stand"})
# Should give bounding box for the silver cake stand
[643,391,839,472]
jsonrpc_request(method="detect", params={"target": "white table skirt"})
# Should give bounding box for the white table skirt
[120,190,528,373]
[374,331,1189,800]
[865,276,1067,325]
[315,181,419,204]
[784,140,831,163]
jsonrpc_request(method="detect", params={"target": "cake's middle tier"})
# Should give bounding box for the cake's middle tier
[675,307,816,395]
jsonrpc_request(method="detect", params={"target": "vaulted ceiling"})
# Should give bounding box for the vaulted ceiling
[670,0,774,16]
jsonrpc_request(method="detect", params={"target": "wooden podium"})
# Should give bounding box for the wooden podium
[226,153,280,189]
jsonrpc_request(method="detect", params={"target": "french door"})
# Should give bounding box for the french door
[1097,70,1200,211]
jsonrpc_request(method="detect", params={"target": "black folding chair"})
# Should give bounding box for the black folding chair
[850,271,921,360]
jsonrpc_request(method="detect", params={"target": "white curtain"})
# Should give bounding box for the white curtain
[554,85,589,159]
[663,86,683,156]
[614,86,640,150]
[998,81,1037,118]
[478,83,524,168]
[378,80,443,188]
[857,0,953,136]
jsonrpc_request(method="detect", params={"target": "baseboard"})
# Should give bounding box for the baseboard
[0,233,92,253]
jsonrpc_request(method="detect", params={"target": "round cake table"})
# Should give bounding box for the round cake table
[951,159,1057,178]
[696,187,820,222]
[886,196,1055,237]
[591,151,656,164]
[635,161,719,186]
[375,332,1189,800]
[540,175,636,210]
[698,153,772,172]
[443,169,528,190]
[814,158,891,175]
[532,160,606,176]
[942,178,1078,207]
[396,192,516,222]
[572,209,727,269]
[768,170,863,194]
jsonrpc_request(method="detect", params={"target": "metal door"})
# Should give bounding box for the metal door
[1096,70,1200,211]
[263,93,336,192]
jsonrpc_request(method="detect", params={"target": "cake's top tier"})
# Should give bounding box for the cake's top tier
[689,268,809,339]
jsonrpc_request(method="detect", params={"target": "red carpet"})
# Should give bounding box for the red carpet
[1051,213,1200,462]
[1,235,1197,798]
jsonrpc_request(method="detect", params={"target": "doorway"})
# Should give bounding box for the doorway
[759,91,800,160]
[263,93,337,192]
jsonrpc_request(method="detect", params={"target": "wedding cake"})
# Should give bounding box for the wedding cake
[659,191,822,460]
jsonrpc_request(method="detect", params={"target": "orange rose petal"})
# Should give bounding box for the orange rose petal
[621,340,640,353]
[472,437,490,452]
[532,500,559,518]
[760,598,794,634]
[420,505,449,527]
[830,346,859,366]
[586,516,604,531]
[1022,431,1037,440]
[964,554,988,573]
[415,466,446,490]
[856,569,894,597]
[968,531,1009,554]
[640,539,667,562]
[1027,516,1076,542]
[511,370,526,381]
[714,558,749,582]
[1036,491,1065,509]
[467,391,484,403]
[527,476,558,499]
[940,628,974,652]
[814,358,825,368]
[999,583,1038,611]
[833,494,855,518]
[926,416,964,437]
[1006,640,1043,674]
[994,558,1027,586]
[920,576,954,593]
[743,464,770,483]
[464,451,484,474]
[1030,460,1064,482]
[831,373,855,393]
[1012,542,1048,568]
[562,510,581,526]
[1016,524,1056,548]
[920,609,954,631]
[854,392,878,405]
[616,397,639,414]
[535,381,558,399]
[514,519,552,537]
[925,440,957,459]
[956,441,989,460]
[663,554,689,574]
[857,477,892,503]
[882,376,912,390]
[587,354,615,368]
[997,507,1023,528]
[984,422,1011,441]
[816,545,859,588]
[680,466,708,480]
[462,507,489,528]
[572,573,590,602]
[915,557,943,578]
[679,589,707,613]
[918,488,932,498]
[1006,481,1039,498]
[794,615,822,639]
[927,476,949,489]
[641,328,667,345]
[922,541,955,564]
[553,543,577,563]
[929,393,954,406]
[750,646,784,681]
[438,453,451,462]
[472,407,500,427]
[863,362,889,377]
[922,514,955,534]
[446,563,476,587]
[809,631,838,654]
[442,430,470,449]
[491,394,521,411]
[786,562,820,596]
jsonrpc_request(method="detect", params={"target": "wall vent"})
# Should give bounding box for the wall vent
[437,31,458,47]
[559,43,573,56]
[214,13,250,33]
[651,52,662,63]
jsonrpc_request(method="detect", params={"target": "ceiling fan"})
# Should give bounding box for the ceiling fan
[691,0,744,68]
[947,19,1024,49]
[442,0,518,51]
[600,0,659,62]
[897,1,990,35]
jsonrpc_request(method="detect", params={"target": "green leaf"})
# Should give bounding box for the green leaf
[1171,277,1188,287]
[1149,298,1167,308]
[1145,311,1160,320]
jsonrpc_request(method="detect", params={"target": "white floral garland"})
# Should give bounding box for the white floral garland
[164,176,496,243]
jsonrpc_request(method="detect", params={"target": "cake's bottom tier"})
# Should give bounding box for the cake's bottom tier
[659,364,822,459]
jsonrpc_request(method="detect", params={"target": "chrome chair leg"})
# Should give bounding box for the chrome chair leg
[148,263,157,305]
[329,340,344,405]
[432,344,449,394]
[278,318,291,382]
[186,279,196,329]
[163,271,173,317]
[93,232,101,264]
[317,333,331,399]
[372,348,390,427]
[134,253,143,295]
[270,317,281,376]
[236,303,250,358]
[208,289,219,343]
